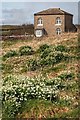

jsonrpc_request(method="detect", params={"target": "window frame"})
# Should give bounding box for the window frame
[35,29,43,37]
[56,28,61,35]
[37,17,43,26]
[55,17,62,25]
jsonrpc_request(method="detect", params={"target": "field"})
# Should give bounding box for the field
[1,32,80,119]
[0,24,34,36]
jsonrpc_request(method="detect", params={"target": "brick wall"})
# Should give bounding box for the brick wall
[65,15,75,32]
[34,14,76,36]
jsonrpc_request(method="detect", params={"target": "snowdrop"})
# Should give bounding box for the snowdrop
[2,74,62,117]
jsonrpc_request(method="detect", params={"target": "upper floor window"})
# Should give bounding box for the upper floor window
[56,17,61,25]
[37,18,43,26]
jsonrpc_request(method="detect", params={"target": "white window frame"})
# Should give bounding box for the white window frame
[56,28,61,35]
[55,17,61,25]
[35,30,43,37]
[37,18,43,26]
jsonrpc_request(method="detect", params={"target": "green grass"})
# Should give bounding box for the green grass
[42,63,67,75]
[59,107,80,118]
[1,63,13,74]
[17,99,79,119]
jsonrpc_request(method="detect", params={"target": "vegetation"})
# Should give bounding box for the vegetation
[1,24,34,36]
[3,50,18,61]
[19,46,34,56]
[55,45,69,52]
[1,33,79,119]
[2,73,78,119]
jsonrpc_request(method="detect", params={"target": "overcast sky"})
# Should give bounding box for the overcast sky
[0,1,80,25]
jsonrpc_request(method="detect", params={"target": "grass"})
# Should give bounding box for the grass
[17,99,79,119]
[2,42,78,77]
[18,99,54,118]
[42,63,67,74]
[17,99,69,118]
[2,38,33,49]
[1,32,79,119]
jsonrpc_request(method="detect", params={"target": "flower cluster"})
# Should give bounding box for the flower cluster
[2,72,76,118]
[2,75,62,117]
[2,75,61,103]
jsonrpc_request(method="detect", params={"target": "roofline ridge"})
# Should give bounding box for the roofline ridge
[34,8,73,16]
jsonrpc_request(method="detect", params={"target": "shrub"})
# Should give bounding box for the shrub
[63,55,70,62]
[40,47,64,64]
[39,58,49,67]
[3,50,18,60]
[39,51,64,68]
[19,46,34,56]
[39,56,56,67]
[55,45,68,52]
[37,44,50,53]
[27,59,39,71]
[40,48,52,58]
[55,52,64,63]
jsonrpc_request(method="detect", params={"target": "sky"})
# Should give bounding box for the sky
[0,1,80,25]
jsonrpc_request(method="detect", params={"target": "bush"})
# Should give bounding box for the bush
[39,46,64,64]
[3,50,18,60]
[39,58,48,67]
[40,48,52,58]
[27,59,39,71]
[63,55,70,62]
[55,52,64,63]
[55,45,69,52]
[19,46,34,56]
[38,50,64,68]
[37,44,50,53]
[39,56,56,67]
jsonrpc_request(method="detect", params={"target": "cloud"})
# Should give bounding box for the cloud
[78,1,80,24]
[2,8,28,25]
[1,0,80,2]
[2,2,78,25]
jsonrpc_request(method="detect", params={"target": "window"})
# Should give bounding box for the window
[37,18,43,26]
[56,28,61,35]
[35,30,43,37]
[56,17,61,25]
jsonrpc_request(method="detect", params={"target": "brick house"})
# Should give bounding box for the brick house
[34,8,76,37]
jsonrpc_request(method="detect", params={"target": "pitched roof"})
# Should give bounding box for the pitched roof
[34,8,73,16]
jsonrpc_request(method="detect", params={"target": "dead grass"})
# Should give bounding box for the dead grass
[2,32,79,119]
[2,33,78,55]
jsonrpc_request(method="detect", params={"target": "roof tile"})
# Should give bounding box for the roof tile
[34,8,73,16]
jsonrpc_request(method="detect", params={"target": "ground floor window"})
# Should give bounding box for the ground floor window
[56,28,61,35]
[35,30,43,37]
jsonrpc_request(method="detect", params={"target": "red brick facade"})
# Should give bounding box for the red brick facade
[34,8,76,37]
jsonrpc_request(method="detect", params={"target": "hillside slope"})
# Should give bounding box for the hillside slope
[1,33,80,119]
